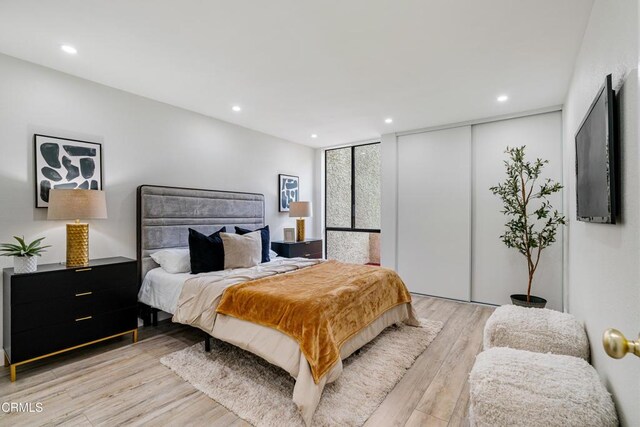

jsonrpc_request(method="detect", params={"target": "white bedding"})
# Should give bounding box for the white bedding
[138,268,191,314]
[138,256,288,314]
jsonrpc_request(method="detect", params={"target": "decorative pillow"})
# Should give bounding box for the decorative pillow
[235,225,270,263]
[220,231,262,269]
[188,227,226,274]
[150,248,190,274]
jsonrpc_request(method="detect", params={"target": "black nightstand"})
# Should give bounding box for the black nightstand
[3,257,137,381]
[271,239,323,259]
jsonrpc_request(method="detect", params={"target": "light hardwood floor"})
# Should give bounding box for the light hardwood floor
[0,295,493,426]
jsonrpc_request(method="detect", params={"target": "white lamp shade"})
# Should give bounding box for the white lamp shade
[47,189,108,220]
[289,201,312,218]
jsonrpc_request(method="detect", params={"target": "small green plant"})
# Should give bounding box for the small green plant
[490,146,565,302]
[0,236,51,257]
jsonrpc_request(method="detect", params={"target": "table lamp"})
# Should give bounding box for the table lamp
[47,189,108,267]
[289,201,311,242]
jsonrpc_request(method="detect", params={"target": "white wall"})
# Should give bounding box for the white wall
[562,1,639,424]
[380,133,399,269]
[0,54,317,348]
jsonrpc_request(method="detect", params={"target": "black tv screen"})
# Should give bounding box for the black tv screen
[575,74,617,223]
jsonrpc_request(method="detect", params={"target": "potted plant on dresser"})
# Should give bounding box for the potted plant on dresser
[0,236,50,274]
[490,146,565,308]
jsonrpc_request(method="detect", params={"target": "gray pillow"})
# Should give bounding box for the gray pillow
[220,231,262,269]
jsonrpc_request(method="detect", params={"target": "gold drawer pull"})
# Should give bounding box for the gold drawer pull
[75,292,93,297]
[75,268,92,272]
[305,253,311,257]
[75,316,92,322]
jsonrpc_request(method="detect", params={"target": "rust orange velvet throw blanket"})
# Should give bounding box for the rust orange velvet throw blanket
[216,260,413,383]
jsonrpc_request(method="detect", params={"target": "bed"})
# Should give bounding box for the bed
[136,184,418,425]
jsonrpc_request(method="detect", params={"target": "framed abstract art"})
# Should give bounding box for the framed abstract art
[34,134,103,208]
[279,174,299,212]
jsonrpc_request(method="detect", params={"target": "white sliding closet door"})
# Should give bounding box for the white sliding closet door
[471,112,563,310]
[397,126,471,300]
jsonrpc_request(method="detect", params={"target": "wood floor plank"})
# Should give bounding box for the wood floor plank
[83,369,198,426]
[0,387,79,426]
[0,295,493,427]
[447,378,472,427]
[405,410,449,427]
[363,302,479,427]
[415,307,492,421]
[40,411,94,427]
[136,393,226,426]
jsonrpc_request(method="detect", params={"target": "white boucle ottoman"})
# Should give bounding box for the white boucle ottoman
[469,347,618,427]
[483,305,590,360]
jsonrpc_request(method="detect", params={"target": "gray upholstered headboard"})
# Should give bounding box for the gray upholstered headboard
[137,185,265,284]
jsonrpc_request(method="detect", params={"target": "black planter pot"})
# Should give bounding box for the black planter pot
[510,294,547,308]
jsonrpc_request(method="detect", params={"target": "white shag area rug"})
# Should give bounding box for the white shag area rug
[160,319,442,427]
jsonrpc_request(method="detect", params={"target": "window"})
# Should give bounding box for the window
[325,143,381,264]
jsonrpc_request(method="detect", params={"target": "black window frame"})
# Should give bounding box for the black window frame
[324,142,381,257]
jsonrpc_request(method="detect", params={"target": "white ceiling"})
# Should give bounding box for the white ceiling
[0,0,593,148]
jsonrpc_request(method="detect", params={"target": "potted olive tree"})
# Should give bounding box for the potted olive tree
[0,236,50,274]
[490,146,565,308]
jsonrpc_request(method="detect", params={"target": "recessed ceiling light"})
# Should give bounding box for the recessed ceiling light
[60,44,77,55]
[311,134,318,139]
[497,95,509,102]
[384,118,393,124]
[232,105,242,112]
[60,44,78,55]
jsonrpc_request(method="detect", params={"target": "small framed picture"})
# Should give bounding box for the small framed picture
[279,174,299,212]
[283,228,296,242]
[34,134,103,208]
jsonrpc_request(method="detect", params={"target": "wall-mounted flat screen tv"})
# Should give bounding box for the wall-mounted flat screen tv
[575,74,618,223]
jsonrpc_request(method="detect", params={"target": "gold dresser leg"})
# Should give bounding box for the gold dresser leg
[132,329,138,343]
[10,365,16,382]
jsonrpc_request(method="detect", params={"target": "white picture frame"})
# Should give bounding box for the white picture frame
[279,174,299,212]
[283,227,296,242]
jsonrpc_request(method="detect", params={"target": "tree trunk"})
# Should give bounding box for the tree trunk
[527,270,534,302]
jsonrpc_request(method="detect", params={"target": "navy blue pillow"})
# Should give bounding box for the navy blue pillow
[235,225,270,263]
[188,227,226,274]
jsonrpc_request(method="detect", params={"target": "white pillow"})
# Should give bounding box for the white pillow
[150,248,190,274]
[220,231,262,269]
[269,249,278,260]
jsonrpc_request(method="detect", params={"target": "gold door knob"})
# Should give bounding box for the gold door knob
[602,329,640,359]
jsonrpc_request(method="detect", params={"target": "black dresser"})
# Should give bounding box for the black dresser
[3,257,137,381]
[271,239,323,259]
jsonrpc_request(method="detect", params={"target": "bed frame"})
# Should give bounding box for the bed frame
[136,184,265,326]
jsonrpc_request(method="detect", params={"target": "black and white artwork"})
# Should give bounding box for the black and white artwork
[279,174,299,212]
[34,135,102,208]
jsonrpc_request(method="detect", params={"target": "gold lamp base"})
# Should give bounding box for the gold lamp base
[66,222,89,267]
[296,218,306,242]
